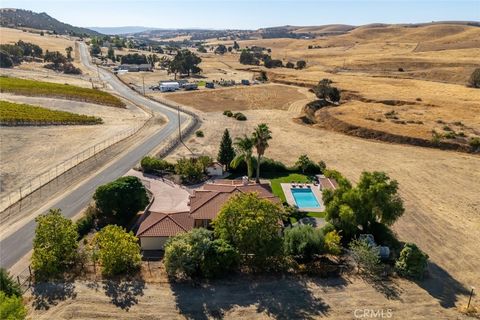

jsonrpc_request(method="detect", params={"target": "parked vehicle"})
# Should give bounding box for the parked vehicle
[160,82,180,92]
[150,85,160,91]
[184,83,198,90]
[241,79,250,85]
[205,82,215,89]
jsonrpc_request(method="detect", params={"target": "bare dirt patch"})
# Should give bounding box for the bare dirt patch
[159,84,313,112]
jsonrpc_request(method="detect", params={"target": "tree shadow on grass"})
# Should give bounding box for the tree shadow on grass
[415,262,471,308]
[31,280,76,310]
[102,279,145,311]
[171,275,330,320]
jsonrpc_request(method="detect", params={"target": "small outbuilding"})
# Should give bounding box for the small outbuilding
[206,162,224,176]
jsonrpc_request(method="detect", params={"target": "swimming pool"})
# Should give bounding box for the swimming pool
[291,188,320,208]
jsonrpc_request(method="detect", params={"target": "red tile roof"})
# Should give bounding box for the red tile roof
[136,211,193,237]
[190,183,279,220]
[137,181,280,238]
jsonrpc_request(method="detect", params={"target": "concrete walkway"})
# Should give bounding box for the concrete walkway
[127,170,190,212]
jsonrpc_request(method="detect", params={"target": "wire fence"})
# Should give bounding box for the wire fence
[0,124,143,224]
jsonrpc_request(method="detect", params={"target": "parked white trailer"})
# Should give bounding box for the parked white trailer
[159,82,180,92]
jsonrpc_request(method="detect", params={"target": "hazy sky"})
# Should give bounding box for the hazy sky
[2,0,479,29]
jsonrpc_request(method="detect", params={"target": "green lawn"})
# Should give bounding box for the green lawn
[0,100,103,126]
[0,76,125,108]
[269,173,310,202]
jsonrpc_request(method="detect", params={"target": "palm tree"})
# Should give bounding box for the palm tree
[230,135,254,179]
[252,123,272,183]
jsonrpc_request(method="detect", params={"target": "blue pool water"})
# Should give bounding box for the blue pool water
[291,188,320,208]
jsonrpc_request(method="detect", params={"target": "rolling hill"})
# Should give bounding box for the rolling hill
[0,8,101,36]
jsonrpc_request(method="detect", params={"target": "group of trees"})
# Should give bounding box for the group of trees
[165,192,288,277]
[168,49,202,79]
[164,191,344,279]
[286,60,306,69]
[217,128,328,181]
[230,124,273,183]
[313,78,340,103]
[31,209,142,279]
[0,268,27,319]
[0,40,43,67]
[322,170,429,279]
[323,171,404,240]
[43,50,81,74]
[295,154,326,174]
[120,53,147,64]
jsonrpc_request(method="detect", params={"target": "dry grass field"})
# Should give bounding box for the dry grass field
[0,94,148,194]
[157,84,313,112]
[27,274,474,319]
[0,27,77,58]
[202,24,480,149]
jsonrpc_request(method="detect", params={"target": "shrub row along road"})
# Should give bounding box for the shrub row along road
[0,42,189,269]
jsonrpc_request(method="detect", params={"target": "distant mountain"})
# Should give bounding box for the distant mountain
[89,26,157,35]
[0,8,101,36]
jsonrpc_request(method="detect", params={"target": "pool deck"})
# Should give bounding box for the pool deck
[281,183,325,212]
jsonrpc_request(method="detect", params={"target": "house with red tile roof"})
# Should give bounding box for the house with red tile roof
[136,180,280,250]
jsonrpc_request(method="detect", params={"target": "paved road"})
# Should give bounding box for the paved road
[0,42,189,269]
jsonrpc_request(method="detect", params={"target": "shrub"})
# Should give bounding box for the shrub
[234,112,247,121]
[469,137,480,151]
[349,238,382,276]
[0,268,21,297]
[93,225,142,276]
[62,62,82,74]
[324,230,342,255]
[286,62,295,69]
[0,292,27,320]
[283,225,324,261]
[140,156,172,174]
[398,67,404,72]
[444,131,456,139]
[395,243,429,279]
[0,51,14,68]
[164,228,239,279]
[442,125,452,131]
[468,68,480,88]
[260,157,289,173]
[296,60,307,69]
[195,130,204,137]
[76,205,98,239]
[223,110,232,116]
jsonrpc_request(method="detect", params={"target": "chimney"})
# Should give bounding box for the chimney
[242,176,249,186]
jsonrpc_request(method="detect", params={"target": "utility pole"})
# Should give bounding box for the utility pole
[142,75,146,96]
[467,287,475,310]
[177,105,182,142]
